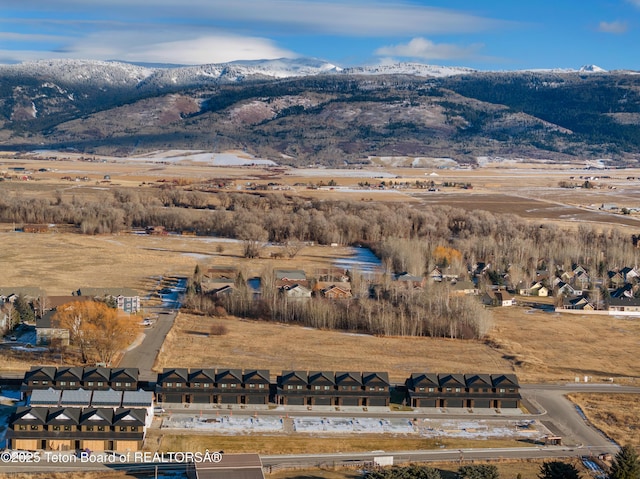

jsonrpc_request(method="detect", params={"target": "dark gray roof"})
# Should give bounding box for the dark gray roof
[80,408,114,425]
[47,407,82,425]
[91,389,123,406]
[122,389,153,407]
[113,408,146,426]
[335,372,362,385]
[362,371,389,386]
[29,388,61,406]
[110,368,139,382]
[12,407,48,425]
[60,388,92,406]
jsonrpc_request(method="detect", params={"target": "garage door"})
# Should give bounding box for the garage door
[287,397,305,406]
[501,400,519,409]
[446,399,464,408]
[417,399,437,408]
[342,397,360,406]
[474,399,492,408]
[247,395,267,405]
[193,393,211,403]
[81,440,107,452]
[314,397,332,406]
[369,397,387,407]
[221,395,238,404]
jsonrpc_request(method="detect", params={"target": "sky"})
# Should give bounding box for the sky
[1,0,640,71]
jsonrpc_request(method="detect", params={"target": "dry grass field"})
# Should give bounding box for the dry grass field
[154,313,511,380]
[568,393,640,447]
[146,429,527,455]
[155,304,640,383]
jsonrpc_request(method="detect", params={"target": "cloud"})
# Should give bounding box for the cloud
[375,37,483,61]
[11,0,511,36]
[597,21,628,34]
[56,31,296,64]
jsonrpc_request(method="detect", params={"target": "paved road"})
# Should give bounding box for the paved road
[118,309,177,381]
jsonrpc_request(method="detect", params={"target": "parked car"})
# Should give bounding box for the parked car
[9,335,17,342]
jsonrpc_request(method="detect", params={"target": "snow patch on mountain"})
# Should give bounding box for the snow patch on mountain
[344,62,477,78]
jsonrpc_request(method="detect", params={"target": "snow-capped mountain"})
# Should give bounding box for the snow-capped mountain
[342,62,478,78]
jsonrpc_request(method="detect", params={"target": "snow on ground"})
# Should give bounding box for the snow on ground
[162,414,543,439]
[132,150,277,166]
[286,168,396,178]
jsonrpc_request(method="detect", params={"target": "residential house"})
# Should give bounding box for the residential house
[393,272,426,289]
[560,296,595,310]
[608,297,640,313]
[334,372,365,407]
[450,280,479,296]
[307,371,337,406]
[362,372,390,407]
[482,289,514,307]
[76,288,141,314]
[274,270,309,289]
[7,406,147,452]
[276,371,309,406]
[280,284,312,299]
[319,284,352,299]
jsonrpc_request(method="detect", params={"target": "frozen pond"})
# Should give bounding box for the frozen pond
[334,246,383,275]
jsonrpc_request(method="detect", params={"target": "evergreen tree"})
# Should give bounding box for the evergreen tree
[14,294,35,323]
[458,464,500,479]
[609,445,640,479]
[538,461,581,479]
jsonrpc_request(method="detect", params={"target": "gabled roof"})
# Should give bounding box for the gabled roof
[362,371,389,387]
[189,368,216,383]
[308,371,335,385]
[47,407,82,425]
[113,408,145,426]
[394,272,424,282]
[12,406,48,425]
[438,373,466,387]
[609,297,640,307]
[274,269,307,281]
[491,374,520,388]
[243,370,270,383]
[55,366,84,382]
[278,370,308,385]
[82,366,111,382]
[110,368,139,382]
[408,373,439,388]
[24,366,56,382]
[335,371,362,386]
[215,368,243,383]
[80,408,113,425]
[465,374,493,388]
[159,368,189,383]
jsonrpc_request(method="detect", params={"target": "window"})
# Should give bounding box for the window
[287,385,293,390]
[86,426,94,432]
[53,425,61,431]
[18,425,26,431]
[230,383,237,388]
[97,381,104,387]
[166,382,173,387]
[120,426,127,432]
[30,425,39,431]
[258,384,265,389]
[455,387,461,393]
[125,382,132,387]
[98,426,105,432]
[203,383,210,388]
[63,425,71,431]
[296,385,303,390]
[194,383,201,388]
[368,387,375,391]
[446,387,452,392]
[174,383,182,388]
[428,387,435,392]
[69,381,76,386]
[418,387,425,391]
[379,387,385,391]
[499,388,506,393]
[314,385,321,390]
[86,381,94,387]
[130,426,138,432]
[115,382,122,387]
[59,381,66,386]
[221,383,228,388]
[324,386,330,390]
[342,386,348,391]
[42,381,49,385]
[32,380,39,385]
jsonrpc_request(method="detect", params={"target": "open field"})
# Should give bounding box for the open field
[155,305,640,383]
[154,313,510,380]
[146,429,529,455]
[568,393,640,447]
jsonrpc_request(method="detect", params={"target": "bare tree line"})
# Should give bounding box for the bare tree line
[2,187,639,277]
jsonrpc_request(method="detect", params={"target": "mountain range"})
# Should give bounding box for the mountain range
[1,58,639,165]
